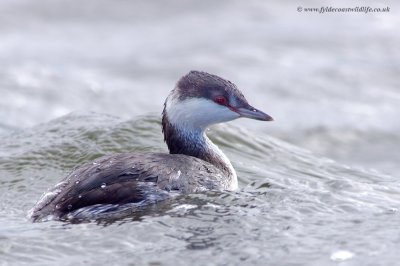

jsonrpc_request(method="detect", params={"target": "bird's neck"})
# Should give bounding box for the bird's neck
[162,114,237,183]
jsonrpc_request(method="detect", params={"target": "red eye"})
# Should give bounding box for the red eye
[214,96,227,106]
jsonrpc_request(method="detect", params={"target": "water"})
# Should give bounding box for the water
[1,113,399,265]
[1,0,400,265]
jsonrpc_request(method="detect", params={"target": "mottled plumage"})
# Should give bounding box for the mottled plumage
[29,70,272,222]
[30,153,227,221]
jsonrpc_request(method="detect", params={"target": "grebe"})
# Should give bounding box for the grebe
[29,71,273,221]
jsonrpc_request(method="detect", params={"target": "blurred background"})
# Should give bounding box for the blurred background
[1,0,399,176]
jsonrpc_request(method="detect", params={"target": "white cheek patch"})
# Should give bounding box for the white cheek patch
[166,97,240,130]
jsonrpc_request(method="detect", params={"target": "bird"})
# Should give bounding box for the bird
[29,71,273,221]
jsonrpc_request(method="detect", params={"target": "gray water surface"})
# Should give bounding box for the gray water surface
[1,113,400,265]
[1,0,400,265]
[1,0,399,175]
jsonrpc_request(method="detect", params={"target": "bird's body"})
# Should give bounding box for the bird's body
[29,71,272,222]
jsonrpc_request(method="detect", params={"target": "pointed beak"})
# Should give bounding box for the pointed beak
[234,104,273,121]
